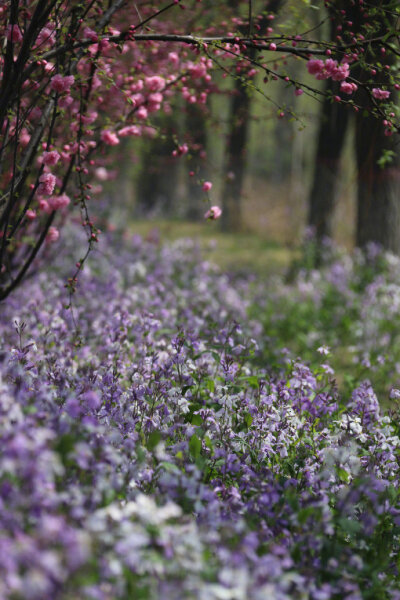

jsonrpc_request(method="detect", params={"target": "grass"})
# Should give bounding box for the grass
[129,219,298,276]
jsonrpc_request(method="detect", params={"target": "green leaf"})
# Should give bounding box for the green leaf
[189,434,202,460]
[146,430,161,451]
[191,414,202,426]
[338,517,362,535]
[206,379,215,393]
[336,467,350,483]
[245,413,253,428]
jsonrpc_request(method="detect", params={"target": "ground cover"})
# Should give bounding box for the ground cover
[0,231,399,599]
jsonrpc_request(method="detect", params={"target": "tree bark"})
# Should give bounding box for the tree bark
[220,69,253,231]
[354,0,400,252]
[220,0,284,232]
[355,112,400,252]
[308,81,350,240]
[135,120,180,218]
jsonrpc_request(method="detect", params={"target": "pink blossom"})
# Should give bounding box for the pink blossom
[168,52,179,66]
[46,226,60,243]
[130,92,143,105]
[100,130,119,146]
[95,167,109,181]
[145,76,165,91]
[42,150,60,166]
[307,58,350,82]
[340,81,357,95]
[324,59,338,77]
[187,62,207,79]
[38,173,56,196]
[58,95,74,109]
[148,92,163,105]
[307,59,324,76]
[83,27,98,42]
[50,74,75,94]
[51,74,66,93]
[48,194,70,210]
[372,88,391,100]
[25,209,37,221]
[81,112,98,125]
[294,88,303,96]
[20,129,30,146]
[136,106,148,120]
[331,62,350,81]
[148,92,163,113]
[269,43,277,51]
[36,26,55,47]
[172,144,189,157]
[202,181,213,192]
[6,24,23,43]
[130,80,143,92]
[204,206,222,220]
[38,199,51,214]
[118,125,141,137]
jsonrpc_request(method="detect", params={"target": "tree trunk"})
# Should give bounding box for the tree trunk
[355,113,400,252]
[354,0,400,252]
[135,119,180,218]
[308,82,350,240]
[220,70,253,231]
[220,0,284,232]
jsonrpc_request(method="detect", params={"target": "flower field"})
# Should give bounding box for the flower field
[1,233,400,600]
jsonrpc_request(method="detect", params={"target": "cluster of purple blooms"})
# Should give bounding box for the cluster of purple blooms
[260,238,400,396]
[1,232,400,599]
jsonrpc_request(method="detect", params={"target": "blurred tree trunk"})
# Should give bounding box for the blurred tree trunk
[355,89,400,252]
[307,82,350,240]
[221,0,284,232]
[355,115,400,252]
[307,6,353,241]
[308,1,400,252]
[135,119,180,218]
[354,1,400,252]
[185,103,209,220]
[220,65,254,231]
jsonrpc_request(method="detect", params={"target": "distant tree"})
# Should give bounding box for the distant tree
[221,0,284,232]
[308,0,400,253]
[135,117,181,218]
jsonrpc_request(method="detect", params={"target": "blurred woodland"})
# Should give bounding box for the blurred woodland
[98,0,399,254]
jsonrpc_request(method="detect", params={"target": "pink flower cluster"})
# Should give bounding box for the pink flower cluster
[6,24,23,43]
[38,173,56,196]
[39,194,70,214]
[204,205,222,220]
[49,194,70,210]
[118,125,141,137]
[46,226,59,243]
[83,27,98,42]
[307,58,350,82]
[145,76,165,92]
[172,144,188,157]
[51,74,75,94]
[100,130,119,146]
[340,81,358,95]
[42,150,60,166]
[372,88,391,100]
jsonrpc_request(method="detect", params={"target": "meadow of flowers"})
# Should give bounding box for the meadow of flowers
[1,231,400,600]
